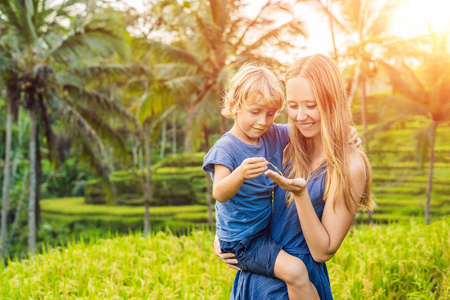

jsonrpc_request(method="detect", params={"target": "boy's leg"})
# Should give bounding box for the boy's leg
[274,250,320,300]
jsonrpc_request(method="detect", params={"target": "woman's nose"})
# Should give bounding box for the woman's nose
[296,108,307,121]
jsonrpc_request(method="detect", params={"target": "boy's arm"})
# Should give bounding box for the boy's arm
[213,157,268,203]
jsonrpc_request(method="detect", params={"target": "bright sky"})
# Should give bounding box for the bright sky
[123,0,450,60]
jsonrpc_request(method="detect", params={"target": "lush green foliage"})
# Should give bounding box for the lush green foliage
[41,198,208,217]
[329,219,450,299]
[83,153,206,206]
[1,218,448,299]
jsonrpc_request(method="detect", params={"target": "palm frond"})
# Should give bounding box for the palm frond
[379,60,428,105]
[62,82,137,129]
[312,0,350,34]
[135,86,171,124]
[57,99,110,168]
[154,62,202,96]
[0,0,22,35]
[164,74,204,97]
[73,132,117,205]
[366,0,399,37]
[47,12,128,62]
[70,64,148,83]
[239,20,307,56]
[430,67,450,122]
[143,40,202,66]
[65,101,130,162]
[36,92,60,168]
[410,120,434,171]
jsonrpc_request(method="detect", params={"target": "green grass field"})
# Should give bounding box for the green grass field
[41,197,209,217]
[1,218,449,299]
[7,122,445,298]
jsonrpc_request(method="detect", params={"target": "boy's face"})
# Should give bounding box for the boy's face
[230,94,278,145]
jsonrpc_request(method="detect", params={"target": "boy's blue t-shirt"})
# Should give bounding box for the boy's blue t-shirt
[202,123,289,242]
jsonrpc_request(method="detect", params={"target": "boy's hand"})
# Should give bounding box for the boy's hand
[265,170,307,196]
[238,157,268,179]
[214,235,241,270]
[348,126,362,148]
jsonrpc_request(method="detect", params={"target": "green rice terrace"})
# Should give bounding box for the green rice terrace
[7,122,443,299]
[40,123,450,231]
[1,1,450,298]
[1,219,449,299]
[2,121,450,299]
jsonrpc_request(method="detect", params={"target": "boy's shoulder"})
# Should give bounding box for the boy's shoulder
[209,132,236,149]
[203,132,241,173]
[263,123,289,139]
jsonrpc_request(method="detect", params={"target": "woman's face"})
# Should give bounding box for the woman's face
[286,76,321,139]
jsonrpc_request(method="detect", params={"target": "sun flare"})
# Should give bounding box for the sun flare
[391,0,450,37]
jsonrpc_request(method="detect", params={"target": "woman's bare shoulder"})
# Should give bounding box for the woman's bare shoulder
[347,150,369,190]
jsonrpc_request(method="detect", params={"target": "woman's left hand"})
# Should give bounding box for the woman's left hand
[265,170,307,196]
[349,126,362,147]
[214,235,241,270]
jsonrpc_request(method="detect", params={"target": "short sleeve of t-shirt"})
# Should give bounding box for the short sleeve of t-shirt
[202,138,237,176]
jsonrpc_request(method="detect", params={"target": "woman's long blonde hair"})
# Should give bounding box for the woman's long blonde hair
[284,54,374,211]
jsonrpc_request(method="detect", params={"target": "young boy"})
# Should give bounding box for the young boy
[203,63,320,299]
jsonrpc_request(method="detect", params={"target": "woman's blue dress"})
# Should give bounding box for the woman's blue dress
[230,167,333,299]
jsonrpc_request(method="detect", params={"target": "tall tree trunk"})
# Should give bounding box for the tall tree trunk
[2,108,25,255]
[361,78,368,132]
[160,120,166,158]
[28,101,37,254]
[172,113,176,154]
[11,107,24,181]
[4,170,28,256]
[35,133,42,229]
[347,58,361,107]
[143,128,152,235]
[219,83,227,134]
[138,146,143,170]
[132,145,138,167]
[203,125,213,226]
[425,121,437,225]
[1,98,12,254]
[361,78,372,225]
[184,112,193,153]
[327,0,339,61]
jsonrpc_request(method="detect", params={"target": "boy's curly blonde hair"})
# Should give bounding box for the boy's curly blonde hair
[222,63,285,119]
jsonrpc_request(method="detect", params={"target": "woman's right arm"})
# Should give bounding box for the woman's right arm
[265,156,366,262]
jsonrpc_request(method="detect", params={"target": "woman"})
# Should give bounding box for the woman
[216,54,375,299]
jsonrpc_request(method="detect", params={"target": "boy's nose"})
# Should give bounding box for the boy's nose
[259,116,268,125]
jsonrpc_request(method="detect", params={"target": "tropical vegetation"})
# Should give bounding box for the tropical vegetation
[0,0,449,298]
[1,218,448,299]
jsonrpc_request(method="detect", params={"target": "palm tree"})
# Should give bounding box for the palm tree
[146,0,308,140]
[327,0,401,106]
[380,31,450,225]
[135,0,309,225]
[0,4,22,257]
[0,0,130,254]
[308,0,349,61]
[121,37,180,235]
[0,93,13,255]
[323,0,402,224]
